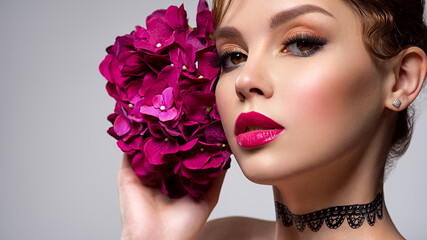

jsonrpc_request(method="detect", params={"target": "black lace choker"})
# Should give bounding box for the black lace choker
[275,193,383,232]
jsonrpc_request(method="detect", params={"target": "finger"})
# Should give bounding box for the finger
[119,154,139,182]
[118,154,161,199]
[204,170,227,209]
[118,153,142,190]
[120,153,132,171]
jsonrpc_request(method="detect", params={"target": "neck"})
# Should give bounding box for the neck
[272,134,385,214]
[271,113,403,240]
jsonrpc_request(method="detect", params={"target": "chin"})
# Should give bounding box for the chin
[231,139,350,187]
[232,148,307,185]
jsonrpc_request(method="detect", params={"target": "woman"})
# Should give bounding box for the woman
[118,0,427,239]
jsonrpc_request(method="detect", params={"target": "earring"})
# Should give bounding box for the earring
[392,98,402,109]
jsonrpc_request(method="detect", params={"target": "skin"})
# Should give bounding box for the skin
[211,0,425,239]
[214,0,389,212]
[118,0,426,239]
[118,154,226,240]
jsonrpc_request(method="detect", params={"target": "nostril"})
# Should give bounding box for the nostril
[237,92,245,101]
[250,88,264,95]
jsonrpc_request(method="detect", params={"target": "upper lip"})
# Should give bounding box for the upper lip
[234,111,284,135]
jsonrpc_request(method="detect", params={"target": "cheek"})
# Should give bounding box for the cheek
[293,81,339,122]
[292,76,355,124]
[285,58,382,127]
[279,56,385,158]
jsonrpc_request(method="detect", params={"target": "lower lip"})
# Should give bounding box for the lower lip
[236,129,284,148]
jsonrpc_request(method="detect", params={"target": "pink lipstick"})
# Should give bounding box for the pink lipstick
[234,111,284,148]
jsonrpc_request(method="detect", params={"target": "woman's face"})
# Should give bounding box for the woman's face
[215,0,389,184]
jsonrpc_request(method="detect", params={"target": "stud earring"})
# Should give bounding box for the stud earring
[392,98,402,109]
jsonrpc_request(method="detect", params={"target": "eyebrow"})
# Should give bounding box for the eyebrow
[270,4,335,29]
[214,26,242,41]
[214,27,248,50]
[214,4,335,44]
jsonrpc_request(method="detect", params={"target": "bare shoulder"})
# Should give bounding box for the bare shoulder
[197,216,275,240]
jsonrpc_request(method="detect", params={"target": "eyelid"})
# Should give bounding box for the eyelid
[279,32,328,56]
[218,44,248,57]
[281,32,326,45]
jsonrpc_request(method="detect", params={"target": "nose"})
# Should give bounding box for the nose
[235,56,274,101]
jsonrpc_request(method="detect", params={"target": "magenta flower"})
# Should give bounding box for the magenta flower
[183,91,216,124]
[170,44,196,73]
[134,4,190,53]
[144,137,179,165]
[100,0,231,198]
[113,115,131,136]
[133,10,174,53]
[180,138,229,170]
[140,87,178,122]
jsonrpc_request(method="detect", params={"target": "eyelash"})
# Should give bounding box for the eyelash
[210,33,328,72]
[209,49,246,72]
[281,33,327,56]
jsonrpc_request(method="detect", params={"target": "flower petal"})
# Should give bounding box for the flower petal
[161,87,174,108]
[165,5,188,31]
[152,94,164,109]
[131,153,151,176]
[183,152,210,170]
[99,54,114,83]
[159,107,178,122]
[158,66,180,87]
[205,121,227,143]
[114,115,131,136]
[147,16,173,44]
[202,155,223,169]
[197,0,209,12]
[140,105,159,117]
[180,138,199,151]
[161,139,179,155]
[144,138,168,165]
[117,140,131,152]
[197,51,220,79]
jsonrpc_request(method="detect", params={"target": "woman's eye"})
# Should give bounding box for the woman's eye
[229,53,247,65]
[219,52,248,72]
[282,35,327,57]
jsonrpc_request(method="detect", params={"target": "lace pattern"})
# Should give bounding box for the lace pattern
[275,193,383,232]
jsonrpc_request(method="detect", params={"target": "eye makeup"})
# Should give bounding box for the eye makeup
[210,48,248,72]
[212,27,329,73]
[280,33,328,57]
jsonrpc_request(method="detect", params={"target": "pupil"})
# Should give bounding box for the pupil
[297,41,313,51]
[231,53,245,64]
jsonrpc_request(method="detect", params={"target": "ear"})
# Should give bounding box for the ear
[385,47,427,111]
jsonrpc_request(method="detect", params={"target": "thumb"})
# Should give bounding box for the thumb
[203,170,227,210]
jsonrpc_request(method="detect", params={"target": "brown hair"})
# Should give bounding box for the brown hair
[212,0,427,161]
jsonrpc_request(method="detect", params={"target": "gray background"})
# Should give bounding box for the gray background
[0,0,426,239]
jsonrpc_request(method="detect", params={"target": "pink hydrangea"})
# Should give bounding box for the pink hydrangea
[100,0,231,198]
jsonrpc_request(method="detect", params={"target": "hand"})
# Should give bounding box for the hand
[118,154,226,240]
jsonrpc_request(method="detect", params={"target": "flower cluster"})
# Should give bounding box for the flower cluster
[99,0,231,198]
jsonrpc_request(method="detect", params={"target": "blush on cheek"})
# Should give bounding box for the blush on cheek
[288,65,381,144]
[282,74,364,160]
[291,74,347,124]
